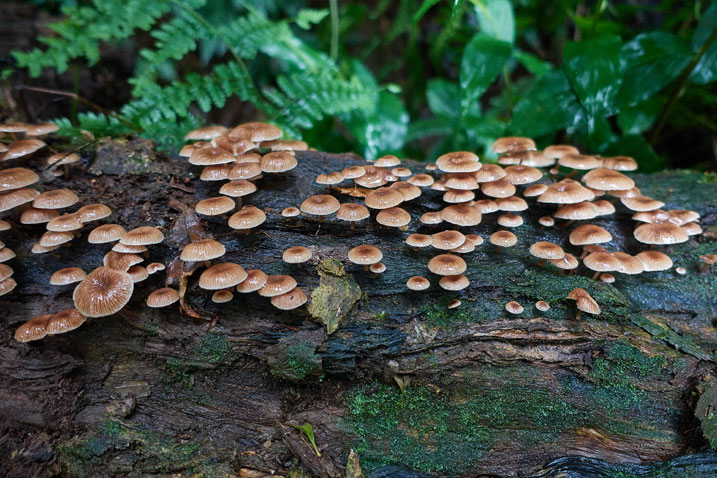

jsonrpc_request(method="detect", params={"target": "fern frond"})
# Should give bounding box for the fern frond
[219,14,292,60]
[138,7,209,73]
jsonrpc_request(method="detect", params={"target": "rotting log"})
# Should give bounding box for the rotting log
[1,138,717,477]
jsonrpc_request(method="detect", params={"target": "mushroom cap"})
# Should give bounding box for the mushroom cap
[550,253,579,270]
[39,230,74,247]
[524,184,548,197]
[336,203,370,222]
[582,168,635,191]
[634,223,688,245]
[73,267,134,317]
[121,226,164,246]
[33,189,79,209]
[503,165,542,185]
[406,233,432,248]
[0,188,40,212]
[220,180,257,197]
[420,211,443,225]
[473,199,499,214]
[20,207,58,224]
[427,254,467,276]
[465,234,484,246]
[146,262,165,274]
[258,275,298,297]
[271,287,308,310]
[439,274,469,291]
[211,290,233,303]
[229,161,262,180]
[228,206,267,230]
[473,164,506,183]
[369,262,387,274]
[180,239,226,261]
[441,204,482,226]
[681,222,702,236]
[14,314,52,342]
[300,195,340,216]
[407,174,434,187]
[262,139,308,151]
[147,287,180,308]
[492,137,536,153]
[236,269,268,293]
[2,139,46,160]
[200,164,232,181]
[46,309,86,334]
[391,166,412,177]
[481,179,516,198]
[636,251,673,271]
[348,245,383,265]
[50,267,87,285]
[127,265,149,283]
[0,219,9,231]
[199,262,248,290]
[316,172,344,185]
[0,122,28,133]
[535,300,550,312]
[505,301,524,314]
[612,252,645,275]
[558,154,602,170]
[496,196,528,212]
[189,147,235,166]
[77,203,112,222]
[229,122,282,142]
[451,240,475,254]
[342,166,366,179]
[365,187,404,210]
[0,167,39,192]
[260,151,297,173]
[88,224,127,244]
[445,173,479,190]
[432,230,466,250]
[407,276,430,291]
[196,196,236,216]
[529,241,565,260]
[489,230,517,247]
[436,151,481,173]
[543,145,580,158]
[375,155,401,167]
[539,216,555,227]
[497,213,524,228]
[554,202,598,220]
[31,243,59,254]
[602,156,638,171]
[668,209,700,224]
[567,288,600,315]
[391,181,422,201]
[621,196,665,212]
[103,251,143,271]
[0,263,12,282]
[592,199,616,216]
[283,246,312,264]
[583,252,621,272]
[185,125,228,140]
[675,266,686,275]
[0,276,17,294]
[443,189,475,203]
[46,213,83,232]
[512,150,555,167]
[611,187,641,199]
[376,207,411,227]
[112,243,147,254]
[447,299,462,309]
[281,207,301,218]
[599,273,615,283]
[538,181,594,204]
[569,224,612,245]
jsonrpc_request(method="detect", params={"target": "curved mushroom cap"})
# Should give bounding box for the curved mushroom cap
[39,231,74,247]
[283,246,312,264]
[636,251,673,271]
[473,199,499,214]
[621,196,665,212]
[529,241,565,260]
[489,230,517,247]
[443,189,475,203]
[46,213,83,232]
[600,273,615,283]
[103,251,143,271]
[592,200,616,216]
[199,262,248,290]
[505,301,524,314]
[428,254,467,276]
[492,137,536,153]
[439,274,469,291]
[503,165,542,185]
[497,213,524,228]
[201,164,232,182]
[681,222,702,236]
[348,245,383,265]
[336,203,370,222]
[538,181,594,204]
[342,165,366,179]
[481,179,516,198]
[180,239,226,261]
[612,252,645,275]
[127,265,149,283]
[20,207,58,225]
[73,267,134,317]
[569,224,613,245]
[33,189,79,209]
[120,226,164,246]
[189,147,235,166]
[567,288,600,315]
[258,275,298,297]
[316,172,344,185]
[535,300,550,312]
[214,136,256,156]
[365,187,404,210]
[465,234,483,246]
[539,216,555,227]
[407,174,434,187]
[406,233,432,248]
[2,139,46,160]
[441,204,482,226]
[558,154,602,170]
[77,203,112,222]
[147,287,180,308]
[611,187,641,199]
[524,184,548,197]
[668,209,700,224]
[391,181,422,201]
[436,151,481,173]
[550,253,579,270]
[300,195,340,216]
[0,263,12,282]
[236,269,268,293]
[0,276,17,294]
[0,188,40,212]
[229,122,282,142]
[445,173,479,191]
[376,207,411,227]
[14,314,52,342]
[112,243,147,254]
[583,252,621,272]
[262,139,308,151]
[543,144,580,158]
[281,207,301,218]
[261,151,298,173]
[374,155,401,167]
[0,219,9,231]
[554,202,598,221]
[31,243,58,254]
[196,196,236,216]
[451,240,475,254]
[88,224,126,244]
[0,167,39,192]
[370,262,387,274]
[229,161,262,180]
[420,211,443,225]
[0,122,28,133]
[50,267,86,285]
[220,179,257,198]
[432,230,466,250]
[472,164,506,183]
[634,223,689,245]
[496,196,528,213]
[147,262,165,274]
[602,156,638,171]
[582,168,635,191]
[184,125,228,140]
[228,206,267,230]
[211,290,234,304]
[46,309,87,335]
[271,287,308,310]
[407,276,430,291]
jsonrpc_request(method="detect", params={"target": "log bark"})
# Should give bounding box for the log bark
[1,138,717,477]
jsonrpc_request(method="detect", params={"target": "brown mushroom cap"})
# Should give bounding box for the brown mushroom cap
[73,267,134,317]
[407,174,435,187]
[406,233,432,248]
[529,241,565,260]
[342,166,366,179]
[445,173,479,191]
[611,187,641,199]
[535,300,550,312]
[441,204,482,226]
[481,179,516,198]
[127,265,149,283]
[228,205,267,230]
[0,263,12,282]
[473,164,506,183]
[543,145,580,158]
[180,239,226,261]
[0,219,9,231]
[621,196,665,212]
[236,269,268,293]
[50,267,86,285]
[14,314,52,342]
[258,275,298,297]
[271,287,308,310]
[599,273,615,283]
[451,240,475,254]
[436,151,481,173]
[112,243,148,254]
[407,276,430,291]
[336,203,370,222]
[147,287,180,308]
[0,167,40,192]
[554,202,599,221]
[185,125,228,140]
[505,301,524,314]
[567,288,600,315]
[376,207,411,228]
[465,234,484,246]
[0,276,17,294]
[120,226,164,246]
[489,230,517,247]
[681,222,702,236]
[20,207,58,225]
[636,251,673,271]
[439,274,469,291]
[33,189,79,209]
[369,262,387,274]
[316,172,344,185]
[420,211,443,225]
[374,155,401,167]
[503,165,542,185]
[602,156,638,171]
[88,224,127,244]
[283,246,312,264]
[558,154,602,170]
[196,196,236,216]
[473,199,499,214]
[634,223,688,245]
[146,262,165,274]
[391,181,422,201]
[46,213,83,232]
[432,230,466,250]
[496,196,528,212]
[281,207,301,218]
[492,137,536,153]
[443,189,475,203]
[31,243,59,254]
[103,251,143,271]
[39,231,74,247]
[612,252,645,275]
[262,139,307,151]
[189,147,235,166]
[229,161,262,180]
[0,187,40,212]
[365,187,404,210]
[569,224,613,245]
[46,308,87,334]
[0,122,28,133]
[497,213,524,228]
[260,151,298,173]
[524,184,548,197]
[348,245,383,265]
[539,216,555,227]
[550,253,579,270]
[2,139,46,160]
[220,179,257,197]
[300,195,341,216]
[583,252,621,272]
[199,262,248,289]
[428,254,467,276]
[582,168,635,191]
[668,209,700,224]
[538,181,594,204]
[200,164,232,181]
[77,203,112,223]
[229,122,282,142]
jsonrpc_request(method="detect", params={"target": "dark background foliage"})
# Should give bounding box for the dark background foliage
[1,0,715,171]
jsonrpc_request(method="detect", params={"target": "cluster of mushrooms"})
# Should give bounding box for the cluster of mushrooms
[0,120,705,342]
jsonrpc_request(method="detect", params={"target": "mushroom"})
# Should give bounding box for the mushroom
[283,246,312,265]
[271,287,308,310]
[236,269,268,293]
[447,299,461,309]
[348,245,383,271]
[180,239,226,262]
[50,267,86,285]
[46,309,87,335]
[212,290,234,303]
[535,301,550,312]
[147,288,180,308]
[14,314,52,342]
[567,288,600,320]
[699,254,717,273]
[228,206,267,234]
[199,263,248,290]
[258,275,298,297]
[439,274,469,291]
[376,207,411,230]
[489,231,517,253]
[300,195,340,222]
[406,276,430,291]
[196,196,236,216]
[505,301,524,315]
[529,241,564,267]
[73,267,134,317]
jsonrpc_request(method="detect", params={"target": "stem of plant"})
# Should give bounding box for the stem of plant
[329,0,339,60]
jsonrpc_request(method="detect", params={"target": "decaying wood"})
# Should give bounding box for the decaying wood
[1,138,717,477]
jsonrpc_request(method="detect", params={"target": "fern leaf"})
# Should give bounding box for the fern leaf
[218,14,292,60]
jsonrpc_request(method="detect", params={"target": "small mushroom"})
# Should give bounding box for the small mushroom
[567,288,600,320]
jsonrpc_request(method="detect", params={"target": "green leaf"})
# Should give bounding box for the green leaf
[617,98,661,135]
[295,8,329,30]
[343,91,409,160]
[616,31,691,108]
[563,35,623,131]
[603,134,666,172]
[513,49,550,78]
[426,79,461,118]
[413,0,442,24]
[471,0,515,43]
[509,69,584,138]
[690,1,717,84]
[289,423,321,458]
[459,33,512,112]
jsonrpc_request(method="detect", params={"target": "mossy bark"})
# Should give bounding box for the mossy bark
[1,141,717,477]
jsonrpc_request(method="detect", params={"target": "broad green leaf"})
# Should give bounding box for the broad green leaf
[690,1,717,84]
[602,134,666,172]
[514,49,550,78]
[460,33,512,111]
[427,79,461,118]
[616,31,691,108]
[406,117,454,141]
[617,98,661,135]
[295,9,329,30]
[343,91,409,160]
[563,35,623,131]
[509,69,584,138]
[471,0,515,43]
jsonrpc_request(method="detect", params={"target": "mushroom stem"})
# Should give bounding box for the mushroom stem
[363,265,369,272]
[565,170,578,180]
[350,222,356,231]
[537,259,546,268]
[699,262,710,273]
[591,271,600,280]
[558,220,575,229]
[575,310,583,321]
[319,216,325,223]
[494,246,503,254]
[580,248,589,260]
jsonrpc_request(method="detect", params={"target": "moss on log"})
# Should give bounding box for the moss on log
[1,140,717,477]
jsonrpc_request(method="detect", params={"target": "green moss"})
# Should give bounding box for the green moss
[286,343,321,380]
[165,357,194,389]
[197,332,230,364]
